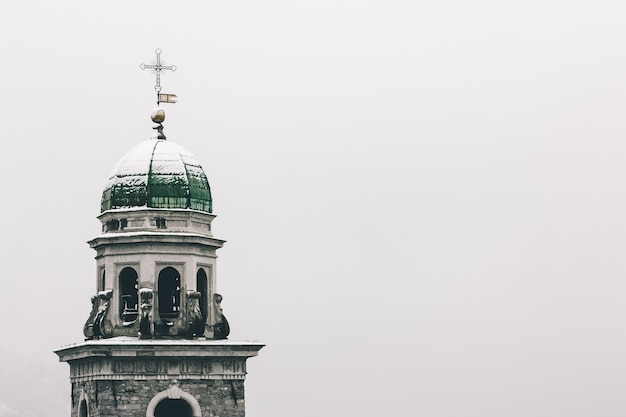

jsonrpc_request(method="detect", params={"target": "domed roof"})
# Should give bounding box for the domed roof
[101,139,212,213]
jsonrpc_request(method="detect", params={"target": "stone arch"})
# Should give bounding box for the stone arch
[145,382,201,417]
[100,268,106,292]
[196,268,208,321]
[119,267,139,321]
[158,267,181,319]
[78,389,89,417]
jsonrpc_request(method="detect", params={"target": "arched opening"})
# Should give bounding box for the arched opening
[196,268,208,321]
[78,399,88,417]
[154,398,192,417]
[119,267,138,321]
[158,267,181,319]
[100,269,106,292]
[145,384,202,417]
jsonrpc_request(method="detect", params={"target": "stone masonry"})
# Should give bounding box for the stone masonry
[56,339,263,417]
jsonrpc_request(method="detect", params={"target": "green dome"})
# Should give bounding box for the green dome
[101,139,212,213]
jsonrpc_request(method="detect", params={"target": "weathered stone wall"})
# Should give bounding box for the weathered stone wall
[69,356,247,382]
[56,340,262,417]
[72,378,245,417]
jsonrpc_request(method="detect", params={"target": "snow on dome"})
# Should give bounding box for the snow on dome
[101,139,212,213]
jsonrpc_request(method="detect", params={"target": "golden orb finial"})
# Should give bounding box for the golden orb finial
[151,107,166,123]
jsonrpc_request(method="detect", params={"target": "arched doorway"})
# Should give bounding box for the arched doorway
[145,383,202,417]
[154,399,192,417]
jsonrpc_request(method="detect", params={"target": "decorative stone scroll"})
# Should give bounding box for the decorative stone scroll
[186,291,204,338]
[83,290,113,340]
[138,288,154,339]
[213,293,230,340]
[83,295,99,339]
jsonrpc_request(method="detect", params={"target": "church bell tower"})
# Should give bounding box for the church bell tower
[55,49,263,417]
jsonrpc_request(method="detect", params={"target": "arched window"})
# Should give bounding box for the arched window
[100,269,106,292]
[119,267,138,321]
[158,267,181,319]
[79,399,88,417]
[196,268,208,321]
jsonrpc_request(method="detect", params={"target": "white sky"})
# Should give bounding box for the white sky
[1,1,626,416]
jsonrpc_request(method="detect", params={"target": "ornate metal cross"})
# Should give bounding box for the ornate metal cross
[140,48,177,93]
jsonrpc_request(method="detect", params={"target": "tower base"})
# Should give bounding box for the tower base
[55,338,263,417]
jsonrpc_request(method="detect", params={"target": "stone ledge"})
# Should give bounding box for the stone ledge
[70,374,247,383]
[88,232,225,250]
[56,338,264,362]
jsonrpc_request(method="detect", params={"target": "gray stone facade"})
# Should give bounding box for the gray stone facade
[57,340,262,417]
[71,379,245,417]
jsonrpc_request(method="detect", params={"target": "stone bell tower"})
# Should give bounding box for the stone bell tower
[55,49,263,417]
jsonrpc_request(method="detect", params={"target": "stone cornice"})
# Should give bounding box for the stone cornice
[55,339,264,362]
[98,207,216,221]
[88,232,226,250]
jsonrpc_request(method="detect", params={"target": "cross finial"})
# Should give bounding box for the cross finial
[140,48,177,104]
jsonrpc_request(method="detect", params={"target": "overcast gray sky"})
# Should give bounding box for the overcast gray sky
[1,1,626,416]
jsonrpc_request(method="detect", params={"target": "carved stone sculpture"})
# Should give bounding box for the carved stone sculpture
[213,293,230,340]
[84,290,113,339]
[186,291,205,338]
[83,294,99,340]
[138,288,153,339]
[89,290,113,339]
